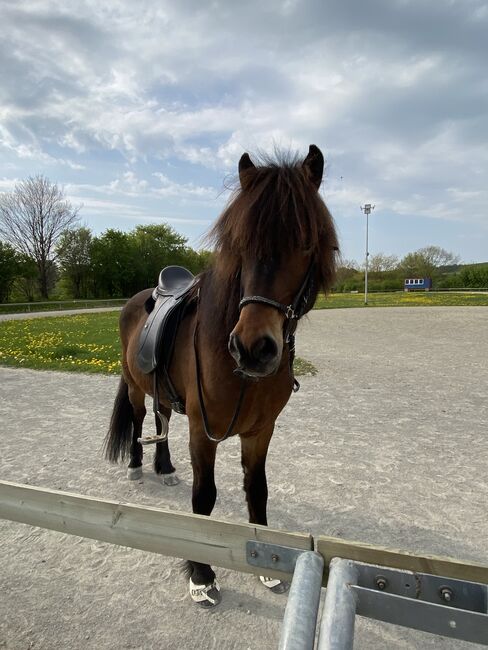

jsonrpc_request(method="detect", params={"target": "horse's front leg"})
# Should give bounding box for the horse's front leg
[186,430,220,607]
[241,426,289,594]
[240,426,273,525]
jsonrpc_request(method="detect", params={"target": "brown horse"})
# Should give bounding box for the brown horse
[104,145,339,606]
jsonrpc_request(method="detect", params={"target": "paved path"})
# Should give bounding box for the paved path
[0,306,122,321]
[1,307,487,649]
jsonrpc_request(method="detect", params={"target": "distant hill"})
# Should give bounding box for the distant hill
[438,261,488,274]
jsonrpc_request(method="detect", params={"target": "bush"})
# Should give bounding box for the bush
[460,264,488,288]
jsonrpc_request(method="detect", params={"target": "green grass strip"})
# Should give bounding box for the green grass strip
[1,293,486,375]
[315,291,488,309]
[0,312,121,374]
[0,311,316,376]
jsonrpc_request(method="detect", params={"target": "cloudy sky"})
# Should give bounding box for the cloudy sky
[1,0,487,263]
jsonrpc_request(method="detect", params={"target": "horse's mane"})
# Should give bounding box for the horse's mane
[199,150,339,338]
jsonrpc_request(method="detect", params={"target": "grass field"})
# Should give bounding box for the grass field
[315,290,488,309]
[0,312,121,374]
[0,311,318,376]
[1,292,486,375]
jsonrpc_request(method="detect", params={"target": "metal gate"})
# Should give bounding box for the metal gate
[278,552,488,648]
[1,480,487,648]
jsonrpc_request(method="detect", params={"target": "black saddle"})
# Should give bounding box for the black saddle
[153,265,197,299]
[137,265,198,413]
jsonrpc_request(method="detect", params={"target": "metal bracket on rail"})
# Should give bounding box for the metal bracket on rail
[246,541,307,574]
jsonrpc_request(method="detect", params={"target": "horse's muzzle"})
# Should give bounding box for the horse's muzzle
[228,332,281,377]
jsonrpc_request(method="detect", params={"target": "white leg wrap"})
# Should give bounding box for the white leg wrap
[259,575,282,589]
[189,578,221,605]
[127,466,143,480]
[162,472,180,486]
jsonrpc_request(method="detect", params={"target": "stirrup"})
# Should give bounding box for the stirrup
[137,411,168,445]
[137,434,167,445]
[189,578,221,607]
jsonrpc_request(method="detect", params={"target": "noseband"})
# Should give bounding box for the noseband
[238,262,314,329]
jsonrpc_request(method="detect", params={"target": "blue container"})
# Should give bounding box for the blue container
[404,278,432,291]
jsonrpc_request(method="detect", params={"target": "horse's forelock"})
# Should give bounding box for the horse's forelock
[208,150,338,293]
[198,150,338,339]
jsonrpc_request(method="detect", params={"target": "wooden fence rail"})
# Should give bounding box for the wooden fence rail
[1,480,487,585]
[0,480,311,581]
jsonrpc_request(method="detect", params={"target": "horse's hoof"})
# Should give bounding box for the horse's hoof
[127,466,143,480]
[189,578,221,607]
[259,576,290,594]
[162,472,180,486]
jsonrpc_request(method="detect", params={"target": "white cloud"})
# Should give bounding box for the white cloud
[108,171,148,196]
[1,0,487,260]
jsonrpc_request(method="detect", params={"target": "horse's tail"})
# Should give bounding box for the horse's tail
[103,376,134,463]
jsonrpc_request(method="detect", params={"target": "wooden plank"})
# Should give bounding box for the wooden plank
[3,480,486,585]
[0,480,311,579]
[316,535,488,585]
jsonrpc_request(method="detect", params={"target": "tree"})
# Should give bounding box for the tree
[339,258,359,271]
[131,223,187,289]
[14,254,39,302]
[460,263,488,288]
[400,246,460,280]
[57,227,93,298]
[420,245,460,269]
[334,259,360,290]
[0,241,19,302]
[367,253,399,273]
[0,175,80,298]
[185,248,213,274]
[91,230,137,297]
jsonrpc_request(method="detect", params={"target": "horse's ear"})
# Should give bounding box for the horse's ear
[303,144,324,190]
[239,153,255,189]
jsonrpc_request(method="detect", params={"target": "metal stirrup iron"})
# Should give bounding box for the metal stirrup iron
[137,373,169,445]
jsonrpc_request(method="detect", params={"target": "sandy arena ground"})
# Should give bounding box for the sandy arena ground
[1,307,487,649]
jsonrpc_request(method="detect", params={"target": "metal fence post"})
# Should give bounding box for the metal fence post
[318,558,359,650]
[279,551,324,650]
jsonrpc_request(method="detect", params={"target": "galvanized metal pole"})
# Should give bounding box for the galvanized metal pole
[279,551,325,650]
[318,558,359,650]
[365,210,369,305]
[360,204,374,305]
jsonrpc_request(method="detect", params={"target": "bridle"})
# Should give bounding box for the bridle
[238,261,314,336]
[194,262,314,444]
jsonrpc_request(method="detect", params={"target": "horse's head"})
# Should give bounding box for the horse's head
[211,145,339,378]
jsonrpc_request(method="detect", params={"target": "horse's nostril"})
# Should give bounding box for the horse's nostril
[228,333,244,361]
[252,336,278,364]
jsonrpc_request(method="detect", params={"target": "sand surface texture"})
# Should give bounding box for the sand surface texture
[1,307,487,649]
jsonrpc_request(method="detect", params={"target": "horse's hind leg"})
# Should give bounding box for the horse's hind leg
[126,386,146,480]
[153,405,180,486]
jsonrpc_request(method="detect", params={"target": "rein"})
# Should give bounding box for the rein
[193,321,248,444]
[194,264,313,444]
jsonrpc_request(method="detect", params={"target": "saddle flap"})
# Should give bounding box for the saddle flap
[137,266,198,375]
[137,294,174,374]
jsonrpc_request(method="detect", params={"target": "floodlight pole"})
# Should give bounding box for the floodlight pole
[360,204,375,305]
